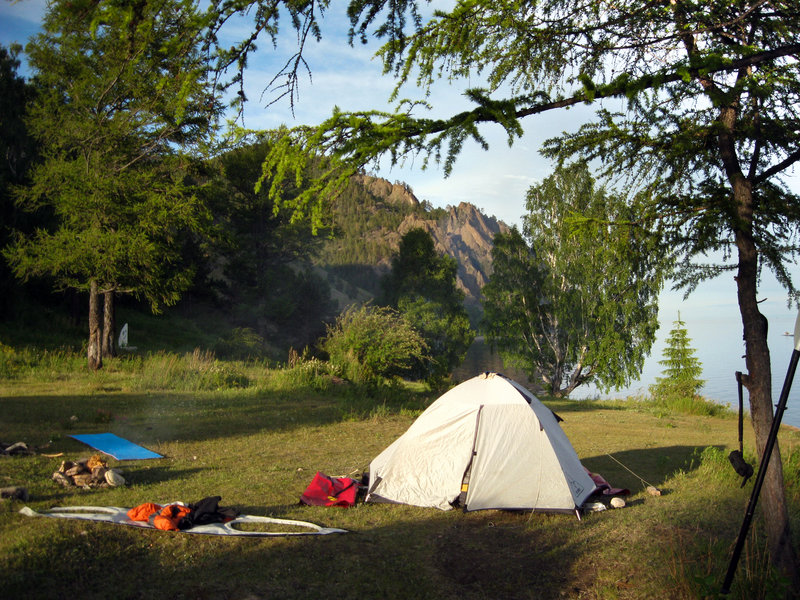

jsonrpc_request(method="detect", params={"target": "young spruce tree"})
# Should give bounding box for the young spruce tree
[650,314,704,402]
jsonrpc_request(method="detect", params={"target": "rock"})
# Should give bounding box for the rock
[610,497,626,509]
[352,175,420,207]
[65,464,88,478]
[397,203,508,303]
[324,175,509,312]
[91,466,108,482]
[52,458,124,488]
[71,473,93,487]
[52,471,73,487]
[105,469,126,487]
[646,486,661,497]
[0,486,29,501]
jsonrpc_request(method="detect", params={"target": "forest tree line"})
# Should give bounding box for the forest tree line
[0,57,454,361]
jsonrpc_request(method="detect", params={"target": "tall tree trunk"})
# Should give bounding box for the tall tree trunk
[713,91,798,584]
[102,290,116,358]
[87,279,103,371]
[733,181,798,587]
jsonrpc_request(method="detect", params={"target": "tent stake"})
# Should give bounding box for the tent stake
[720,309,800,595]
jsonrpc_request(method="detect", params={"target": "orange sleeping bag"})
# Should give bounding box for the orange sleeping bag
[127,502,192,531]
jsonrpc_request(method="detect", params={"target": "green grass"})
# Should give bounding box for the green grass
[2,352,800,599]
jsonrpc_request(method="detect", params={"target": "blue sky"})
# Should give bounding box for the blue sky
[3,0,798,326]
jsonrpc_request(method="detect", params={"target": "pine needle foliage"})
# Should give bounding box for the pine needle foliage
[5,0,219,313]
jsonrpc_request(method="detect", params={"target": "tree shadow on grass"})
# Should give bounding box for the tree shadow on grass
[1,384,427,448]
[5,406,771,599]
[4,508,586,600]
[121,466,205,486]
[3,492,750,600]
[581,445,725,496]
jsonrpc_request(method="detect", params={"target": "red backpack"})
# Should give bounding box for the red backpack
[300,472,359,507]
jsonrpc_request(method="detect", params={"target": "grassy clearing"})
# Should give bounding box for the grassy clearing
[1,352,800,599]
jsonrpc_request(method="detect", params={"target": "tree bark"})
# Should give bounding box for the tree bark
[733,181,798,587]
[87,279,103,371]
[101,290,116,358]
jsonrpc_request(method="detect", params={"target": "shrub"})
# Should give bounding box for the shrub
[265,357,336,392]
[320,304,428,384]
[397,295,475,385]
[648,393,732,417]
[134,349,250,391]
[0,342,21,379]
[212,327,266,360]
[784,445,800,501]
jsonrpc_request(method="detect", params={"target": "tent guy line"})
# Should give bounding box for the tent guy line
[603,452,658,491]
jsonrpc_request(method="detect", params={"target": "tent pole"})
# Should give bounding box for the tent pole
[720,309,800,595]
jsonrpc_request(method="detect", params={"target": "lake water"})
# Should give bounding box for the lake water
[455,296,800,429]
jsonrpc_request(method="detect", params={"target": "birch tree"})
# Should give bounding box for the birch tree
[483,163,662,397]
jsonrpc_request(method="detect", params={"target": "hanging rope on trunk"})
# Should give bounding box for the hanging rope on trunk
[728,371,754,487]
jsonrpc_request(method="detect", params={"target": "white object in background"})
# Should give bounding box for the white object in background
[118,323,137,351]
[794,309,800,351]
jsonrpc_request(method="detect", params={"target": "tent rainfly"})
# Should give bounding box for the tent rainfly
[366,372,597,516]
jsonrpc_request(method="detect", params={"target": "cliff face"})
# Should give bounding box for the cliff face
[316,175,509,314]
[351,174,419,207]
[396,202,508,301]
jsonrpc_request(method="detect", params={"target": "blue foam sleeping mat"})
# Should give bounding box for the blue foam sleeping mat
[70,433,162,460]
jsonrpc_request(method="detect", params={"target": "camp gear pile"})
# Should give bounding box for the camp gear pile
[51,455,126,488]
[300,472,360,507]
[127,496,239,531]
[20,504,348,536]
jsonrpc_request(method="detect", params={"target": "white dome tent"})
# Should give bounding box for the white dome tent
[366,372,597,516]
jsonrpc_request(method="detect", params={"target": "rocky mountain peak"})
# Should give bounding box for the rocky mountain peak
[369,177,508,302]
[411,202,508,301]
[317,175,510,318]
[352,174,420,207]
